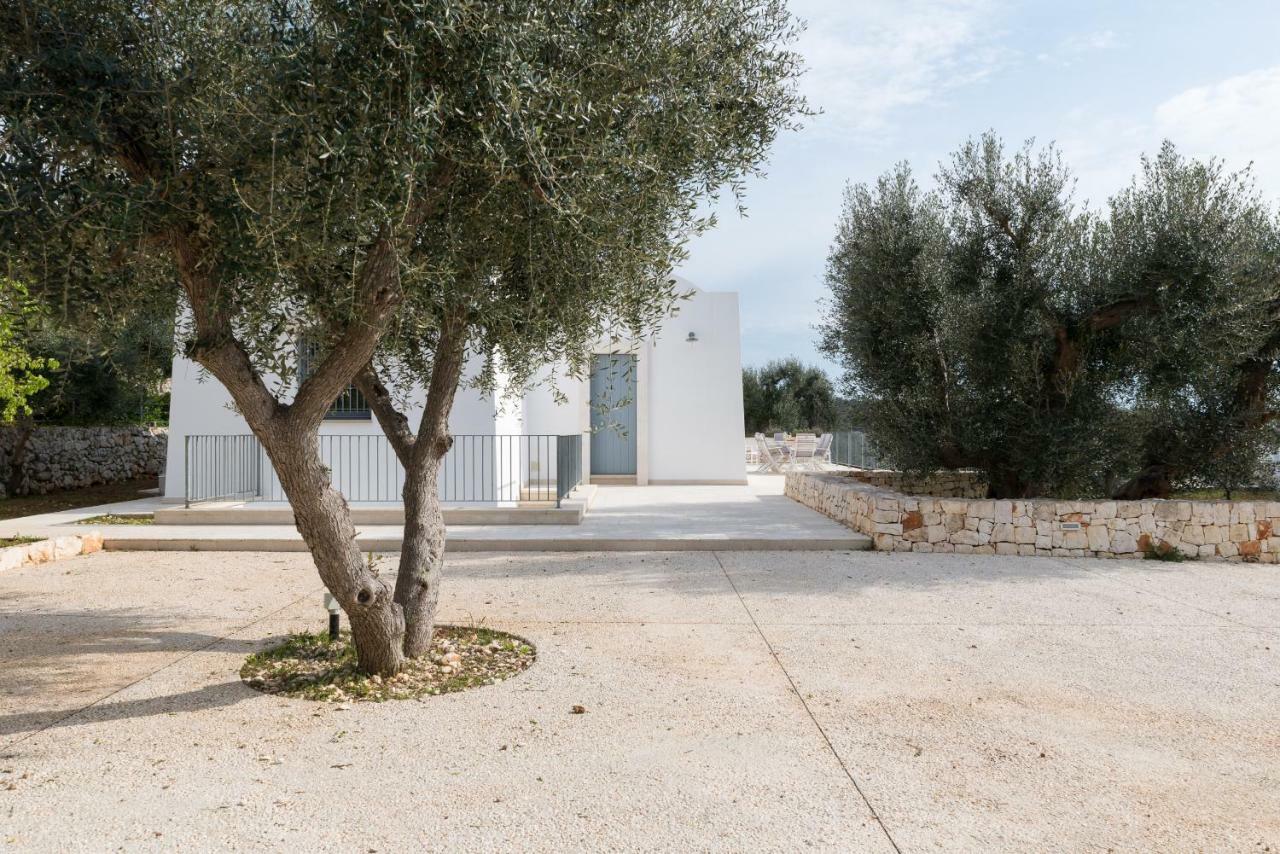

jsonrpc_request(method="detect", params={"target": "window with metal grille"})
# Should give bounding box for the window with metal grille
[298,337,371,420]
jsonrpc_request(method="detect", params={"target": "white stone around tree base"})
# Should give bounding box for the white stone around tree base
[0,532,103,572]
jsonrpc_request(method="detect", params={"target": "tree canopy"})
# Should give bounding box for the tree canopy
[2,0,805,673]
[820,134,1280,499]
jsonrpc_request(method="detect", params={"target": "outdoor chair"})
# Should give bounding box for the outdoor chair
[755,435,787,473]
[792,433,817,469]
[813,433,833,468]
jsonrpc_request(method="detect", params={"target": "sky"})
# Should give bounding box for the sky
[675,0,1280,379]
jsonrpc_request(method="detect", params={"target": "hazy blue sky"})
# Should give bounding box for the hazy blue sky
[675,0,1280,379]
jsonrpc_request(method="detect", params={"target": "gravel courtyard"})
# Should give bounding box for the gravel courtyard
[1,549,1276,851]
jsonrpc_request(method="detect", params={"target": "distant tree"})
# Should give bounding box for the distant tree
[820,134,1280,499]
[0,278,56,423]
[23,307,173,426]
[742,368,768,433]
[742,358,839,433]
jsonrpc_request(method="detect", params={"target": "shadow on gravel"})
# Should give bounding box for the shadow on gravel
[0,681,251,739]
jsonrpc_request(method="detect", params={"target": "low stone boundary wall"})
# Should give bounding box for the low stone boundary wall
[787,471,1280,562]
[0,532,104,572]
[0,426,167,498]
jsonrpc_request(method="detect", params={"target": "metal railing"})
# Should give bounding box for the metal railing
[829,430,880,469]
[184,433,585,508]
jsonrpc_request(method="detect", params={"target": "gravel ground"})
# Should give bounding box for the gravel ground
[1,549,1277,852]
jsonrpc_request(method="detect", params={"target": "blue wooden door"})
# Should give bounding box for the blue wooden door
[590,354,637,475]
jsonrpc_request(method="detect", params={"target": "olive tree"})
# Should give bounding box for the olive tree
[742,358,839,434]
[2,0,804,672]
[341,1,805,662]
[1108,149,1280,498]
[820,134,1280,499]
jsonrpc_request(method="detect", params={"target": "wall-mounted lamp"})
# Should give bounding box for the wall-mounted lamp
[685,331,698,343]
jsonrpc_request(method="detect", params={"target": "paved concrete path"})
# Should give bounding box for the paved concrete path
[1,549,1276,851]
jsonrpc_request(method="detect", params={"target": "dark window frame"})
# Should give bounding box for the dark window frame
[297,336,372,421]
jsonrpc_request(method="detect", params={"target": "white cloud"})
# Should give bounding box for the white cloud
[1154,66,1280,196]
[1053,66,1280,209]
[1036,29,1118,65]
[790,0,1008,136]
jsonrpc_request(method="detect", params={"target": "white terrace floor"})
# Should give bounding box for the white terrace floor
[0,475,869,552]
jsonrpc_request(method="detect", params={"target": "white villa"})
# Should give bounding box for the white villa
[163,279,745,505]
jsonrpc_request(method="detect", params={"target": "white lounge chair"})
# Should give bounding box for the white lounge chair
[756,435,787,473]
[791,433,817,469]
[813,433,833,469]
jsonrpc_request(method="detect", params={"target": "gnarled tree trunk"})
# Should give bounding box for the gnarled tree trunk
[5,414,34,497]
[1111,462,1173,500]
[171,226,410,675]
[260,426,406,674]
[355,316,469,659]
[395,454,448,658]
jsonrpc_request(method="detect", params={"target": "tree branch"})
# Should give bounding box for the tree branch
[170,228,280,428]
[1087,296,1154,332]
[288,224,404,427]
[412,311,471,466]
[353,361,416,465]
[291,164,457,428]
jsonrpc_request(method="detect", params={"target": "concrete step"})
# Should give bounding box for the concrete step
[102,532,873,553]
[153,485,596,527]
[154,505,583,526]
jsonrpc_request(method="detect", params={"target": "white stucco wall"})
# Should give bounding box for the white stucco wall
[164,350,512,501]
[519,281,746,485]
[166,277,746,499]
[646,288,745,483]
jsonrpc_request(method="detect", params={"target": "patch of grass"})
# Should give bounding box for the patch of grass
[1143,543,1192,562]
[0,477,158,521]
[240,625,536,703]
[0,535,41,548]
[75,513,153,525]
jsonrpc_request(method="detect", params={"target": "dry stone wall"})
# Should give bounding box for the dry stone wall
[788,471,1280,562]
[0,426,167,498]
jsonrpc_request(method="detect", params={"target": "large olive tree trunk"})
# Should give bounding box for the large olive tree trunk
[355,319,468,658]
[262,426,406,673]
[395,454,448,657]
[172,228,411,675]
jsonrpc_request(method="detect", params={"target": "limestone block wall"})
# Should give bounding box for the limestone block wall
[0,426,167,498]
[787,471,1280,562]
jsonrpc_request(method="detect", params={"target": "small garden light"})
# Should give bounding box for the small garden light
[323,591,341,642]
